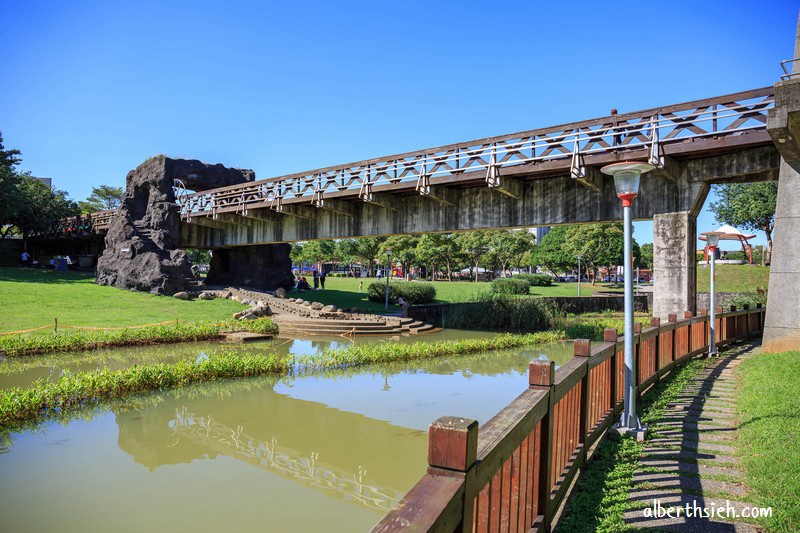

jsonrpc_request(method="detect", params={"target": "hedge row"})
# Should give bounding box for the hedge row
[491,278,531,295]
[514,273,553,287]
[366,281,437,304]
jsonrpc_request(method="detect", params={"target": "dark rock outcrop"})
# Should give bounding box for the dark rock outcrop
[205,244,295,292]
[96,156,255,295]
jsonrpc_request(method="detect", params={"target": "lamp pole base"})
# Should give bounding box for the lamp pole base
[612,415,648,442]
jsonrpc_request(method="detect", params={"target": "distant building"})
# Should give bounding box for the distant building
[535,227,550,244]
[32,177,52,189]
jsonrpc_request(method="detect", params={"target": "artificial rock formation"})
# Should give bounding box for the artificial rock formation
[205,244,295,291]
[96,156,254,294]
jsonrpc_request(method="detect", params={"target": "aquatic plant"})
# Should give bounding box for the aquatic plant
[0,318,279,357]
[295,331,567,372]
[0,351,289,432]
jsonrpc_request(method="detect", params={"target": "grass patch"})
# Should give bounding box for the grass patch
[558,357,709,532]
[565,313,652,341]
[0,267,246,334]
[0,318,279,357]
[0,351,291,433]
[0,331,567,435]
[738,350,800,532]
[299,276,621,313]
[696,263,770,294]
[297,331,567,372]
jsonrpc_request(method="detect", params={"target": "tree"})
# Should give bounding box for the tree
[533,225,579,276]
[415,233,463,281]
[338,237,386,275]
[708,182,778,263]
[301,240,337,269]
[79,185,124,213]
[381,235,419,277]
[11,174,79,239]
[0,132,23,238]
[186,249,211,265]
[490,230,536,277]
[454,230,492,281]
[638,243,653,270]
[568,223,625,284]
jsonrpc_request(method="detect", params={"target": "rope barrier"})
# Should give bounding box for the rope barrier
[0,320,181,337]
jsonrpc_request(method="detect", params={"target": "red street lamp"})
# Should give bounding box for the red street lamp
[601,161,654,439]
[700,231,724,356]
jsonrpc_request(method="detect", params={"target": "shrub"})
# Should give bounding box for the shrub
[515,273,553,287]
[442,293,566,332]
[728,292,767,309]
[366,281,436,304]
[491,278,531,295]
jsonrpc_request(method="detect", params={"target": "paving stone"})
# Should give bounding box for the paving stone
[625,341,763,531]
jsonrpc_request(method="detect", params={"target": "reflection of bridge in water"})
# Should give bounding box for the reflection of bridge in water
[167,407,403,512]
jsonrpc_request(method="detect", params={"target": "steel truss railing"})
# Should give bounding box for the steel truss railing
[178,87,773,219]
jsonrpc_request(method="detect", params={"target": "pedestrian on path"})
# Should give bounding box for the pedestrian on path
[319,272,326,289]
[313,270,319,289]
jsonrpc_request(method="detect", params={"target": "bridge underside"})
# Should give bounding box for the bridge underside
[180,146,778,247]
[179,146,778,319]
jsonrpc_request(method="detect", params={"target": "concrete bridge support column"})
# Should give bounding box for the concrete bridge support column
[763,160,800,352]
[652,211,697,320]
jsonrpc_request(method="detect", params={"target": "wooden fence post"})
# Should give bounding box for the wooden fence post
[529,360,555,531]
[684,311,694,355]
[574,340,591,468]
[668,314,677,362]
[604,328,619,413]
[650,317,661,381]
[743,304,751,336]
[428,416,479,531]
[634,322,642,391]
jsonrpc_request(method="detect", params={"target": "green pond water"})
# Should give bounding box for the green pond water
[0,331,573,532]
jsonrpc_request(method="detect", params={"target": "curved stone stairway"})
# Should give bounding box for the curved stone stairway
[221,287,436,337]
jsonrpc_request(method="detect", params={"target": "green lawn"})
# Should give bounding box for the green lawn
[0,268,246,335]
[696,263,770,293]
[738,350,800,532]
[301,276,621,312]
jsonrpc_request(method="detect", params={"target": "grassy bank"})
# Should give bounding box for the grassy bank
[738,350,800,532]
[0,331,567,435]
[696,263,769,293]
[0,318,279,357]
[0,351,290,432]
[0,267,246,334]
[558,357,709,532]
[297,331,567,372]
[301,276,619,312]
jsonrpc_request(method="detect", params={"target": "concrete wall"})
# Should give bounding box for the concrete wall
[408,296,649,328]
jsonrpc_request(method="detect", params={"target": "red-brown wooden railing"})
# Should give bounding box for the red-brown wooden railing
[373,304,765,533]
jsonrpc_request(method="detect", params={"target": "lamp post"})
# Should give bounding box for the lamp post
[385,249,392,311]
[577,254,582,297]
[601,161,654,438]
[701,231,724,357]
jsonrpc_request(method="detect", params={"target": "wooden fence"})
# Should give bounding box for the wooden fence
[373,304,765,533]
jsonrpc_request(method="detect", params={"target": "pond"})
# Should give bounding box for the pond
[0,332,574,532]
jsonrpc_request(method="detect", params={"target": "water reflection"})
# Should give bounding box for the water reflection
[0,340,574,532]
[0,328,495,390]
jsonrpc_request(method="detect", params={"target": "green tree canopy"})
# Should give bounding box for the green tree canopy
[380,235,419,277]
[708,182,778,253]
[533,226,578,275]
[454,230,493,281]
[11,174,79,238]
[79,185,124,213]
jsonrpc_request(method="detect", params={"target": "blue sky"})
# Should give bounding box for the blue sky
[2,0,796,248]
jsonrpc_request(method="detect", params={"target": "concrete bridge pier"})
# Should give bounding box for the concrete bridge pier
[652,211,698,320]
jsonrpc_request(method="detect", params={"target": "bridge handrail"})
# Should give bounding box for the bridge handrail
[178,86,773,217]
[372,304,766,532]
